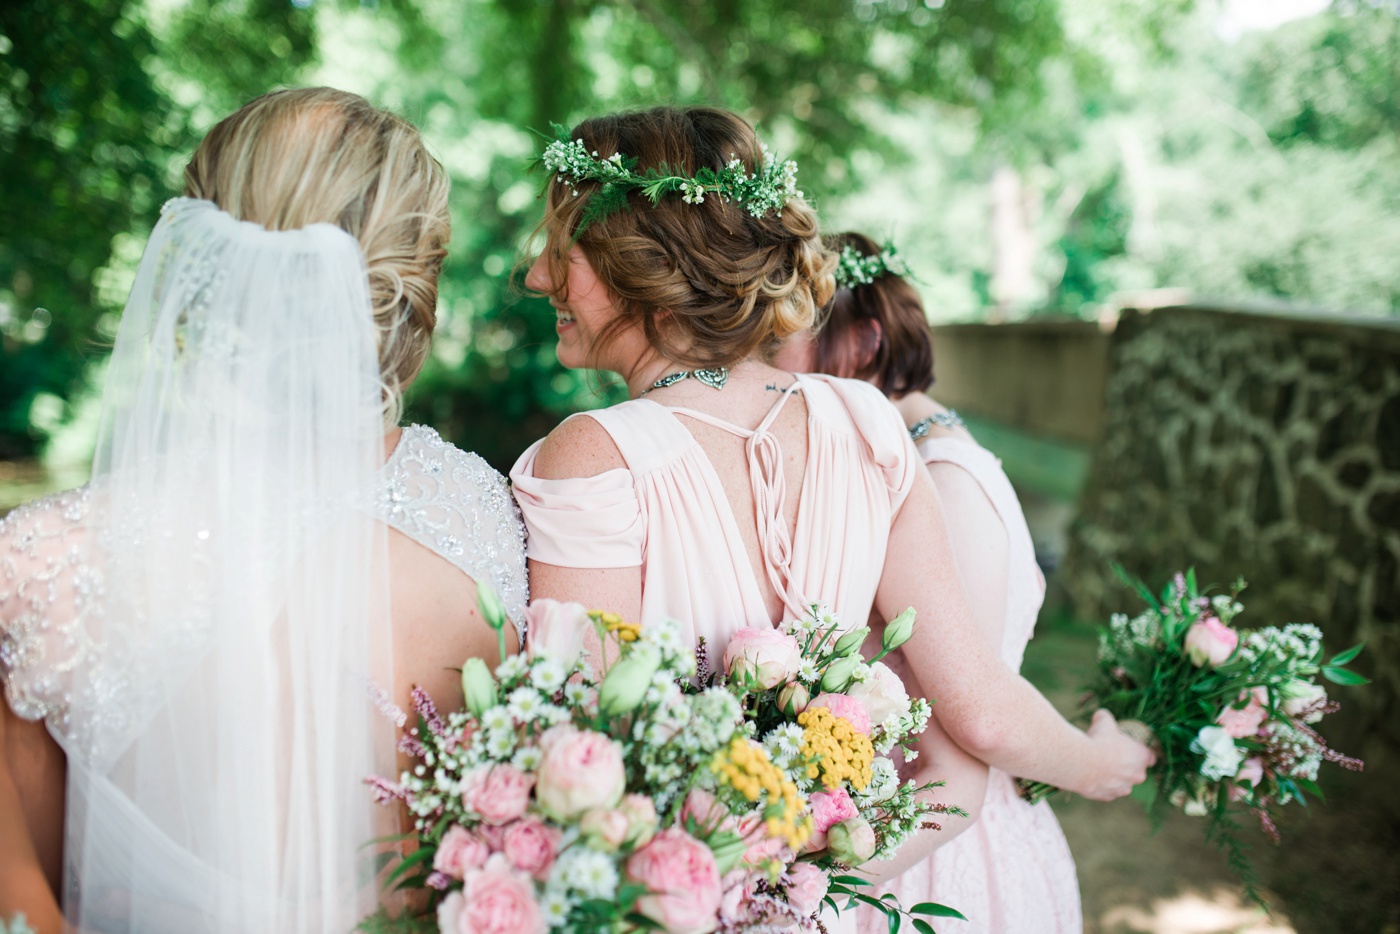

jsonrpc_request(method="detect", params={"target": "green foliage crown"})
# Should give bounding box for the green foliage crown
[833,243,911,289]
[539,124,802,234]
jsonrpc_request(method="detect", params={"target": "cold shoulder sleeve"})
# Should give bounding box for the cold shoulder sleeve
[805,374,921,513]
[510,420,645,570]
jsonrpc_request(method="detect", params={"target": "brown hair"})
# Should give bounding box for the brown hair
[534,107,835,373]
[183,87,450,423]
[813,232,934,397]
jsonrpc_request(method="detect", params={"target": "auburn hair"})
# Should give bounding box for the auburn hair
[813,231,934,397]
[534,106,835,375]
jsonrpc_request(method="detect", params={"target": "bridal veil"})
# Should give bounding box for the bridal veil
[62,196,394,932]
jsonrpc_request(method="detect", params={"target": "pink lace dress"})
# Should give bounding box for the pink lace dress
[510,374,918,647]
[855,436,1082,934]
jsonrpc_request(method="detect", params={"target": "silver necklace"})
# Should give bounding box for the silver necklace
[639,366,730,397]
[909,410,965,440]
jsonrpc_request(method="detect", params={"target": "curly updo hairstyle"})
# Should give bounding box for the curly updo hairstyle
[538,107,835,371]
[814,232,934,398]
[183,87,451,424]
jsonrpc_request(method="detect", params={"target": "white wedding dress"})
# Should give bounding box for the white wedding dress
[0,198,528,933]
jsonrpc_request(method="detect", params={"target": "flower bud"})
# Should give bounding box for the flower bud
[777,681,810,716]
[476,583,507,631]
[882,607,916,653]
[820,655,861,693]
[618,793,659,847]
[826,816,877,865]
[461,658,498,717]
[598,646,662,716]
[831,626,870,658]
[579,807,630,850]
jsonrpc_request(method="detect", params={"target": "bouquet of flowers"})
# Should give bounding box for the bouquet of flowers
[1020,569,1367,898]
[707,605,965,932]
[362,589,964,934]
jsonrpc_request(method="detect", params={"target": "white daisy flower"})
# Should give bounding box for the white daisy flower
[485,729,516,758]
[532,659,568,693]
[512,746,543,771]
[508,687,547,721]
[480,706,514,732]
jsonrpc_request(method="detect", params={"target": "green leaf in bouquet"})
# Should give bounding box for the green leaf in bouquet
[911,919,938,934]
[1296,776,1325,800]
[1327,643,1364,667]
[831,874,874,887]
[383,844,435,891]
[623,912,667,930]
[911,901,968,919]
[1322,665,1371,685]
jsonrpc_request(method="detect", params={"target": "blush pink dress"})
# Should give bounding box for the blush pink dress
[854,435,1082,934]
[509,374,918,646]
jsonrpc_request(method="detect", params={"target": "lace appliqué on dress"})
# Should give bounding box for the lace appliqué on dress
[372,425,529,636]
[0,488,103,731]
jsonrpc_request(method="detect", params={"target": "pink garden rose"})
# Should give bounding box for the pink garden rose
[627,828,724,934]
[1216,686,1269,739]
[1236,756,1265,788]
[723,627,802,690]
[808,693,872,735]
[803,788,859,851]
[523,598,591,661]
[462,764,534,826]
[845,661,911,726]
[1184,616,1238,667]
[535,726,626,820]
[679,788,732,834]
[433,825,489,880]
[785,862,829,917]
[718,870,761,925]
[580,807,631,850]
[502,816,561,879]
[440,855,546,934]
[1281,680,1328,723]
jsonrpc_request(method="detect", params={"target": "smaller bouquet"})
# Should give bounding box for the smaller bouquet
[1020,569,1368,900]
[709,606,967,933]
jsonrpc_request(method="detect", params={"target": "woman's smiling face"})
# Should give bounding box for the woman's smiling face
[526,243,625,371]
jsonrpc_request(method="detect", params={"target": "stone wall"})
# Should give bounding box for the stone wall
[1061,304,1400,798]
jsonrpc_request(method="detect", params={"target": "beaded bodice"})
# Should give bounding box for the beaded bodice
[371,424,529,625]
[0,425,528,731]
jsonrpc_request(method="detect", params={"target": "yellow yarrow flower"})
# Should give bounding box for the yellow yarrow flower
[710,737,813,850]
[796,707,874,791]
[589,610,642,642]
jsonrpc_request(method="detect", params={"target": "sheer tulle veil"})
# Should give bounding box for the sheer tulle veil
[63,197,394,932]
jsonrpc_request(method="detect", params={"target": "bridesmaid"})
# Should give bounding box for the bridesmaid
[510,104,1151,881]
[776,231,1083,932]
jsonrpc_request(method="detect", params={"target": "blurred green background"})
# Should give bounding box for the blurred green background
[2,0,1397,479]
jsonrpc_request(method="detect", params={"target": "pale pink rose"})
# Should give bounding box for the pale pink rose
[845,661,911,726]
[723,627,802,690]
[627,828,723,934]
[502,816,561,880]
[808,693,872,735]
[803,788,858,851]
[462,764,534,826]
[785,862,829,917]
[826,816,877,865]
[1235,756,1264,788]
[1216,686,1269,739]
[523,598,592,661]
[457,855,547,934]
[580,807,630,849]
[1184,616,1238,667]
[619,793,659,846]
[679,788,731,834]
[437,891,468,934]
[434,825,489,879]
[535,726,626,820]
[1282,681,1328,723]
[718,870,760,924]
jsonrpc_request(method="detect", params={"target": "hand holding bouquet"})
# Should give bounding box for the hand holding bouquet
[1021,569,1368,900]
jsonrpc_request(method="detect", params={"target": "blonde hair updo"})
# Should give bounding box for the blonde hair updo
[537,106,835,371]
[183,86,451,424]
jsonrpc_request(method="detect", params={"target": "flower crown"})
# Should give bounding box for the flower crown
[539,124,802,235]
[833,243,911,289]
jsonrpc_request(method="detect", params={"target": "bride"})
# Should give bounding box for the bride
[0,87,527,932]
